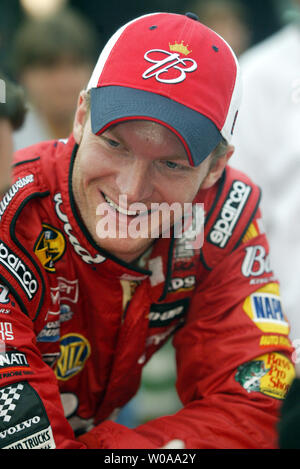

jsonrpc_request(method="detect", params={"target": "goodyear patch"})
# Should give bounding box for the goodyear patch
[235,352,295,400]
[243,283,289,335]
[34,224,66,272]
[55,333,90,381]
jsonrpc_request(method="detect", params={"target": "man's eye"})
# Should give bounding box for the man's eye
[107,138,120,148]
[165,161,179,169]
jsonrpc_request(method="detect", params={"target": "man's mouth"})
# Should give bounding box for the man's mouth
[102,192,149,217]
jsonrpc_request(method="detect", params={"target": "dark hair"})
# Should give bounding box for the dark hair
[0,74,26,130]
[11,8,100,78]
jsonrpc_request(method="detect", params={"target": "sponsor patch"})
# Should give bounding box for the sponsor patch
[0,351,29,369]
[55,333,91,381]
[241,245,272,278]
[148,299,189,327]
[208,180,252,248]
[42,353,60,369]
[242,218,265,243]
[50,277,79,310]
[0,322,14,341]
[37,320,60,343]
[243,283,289,335]
[168,275,196,293]
[0,175,34,224]
[235,352,295,400]
[3,426,55,449]
[0,381,55,448]
[34,224,66,273]
[0,351,33,381]
[43,305,74,335]
[0,309,10,315]
[0,285,13,314]
[259,335,291,348]
[0,242,38,300]
[54,192,105,264]
[0,284,11,305]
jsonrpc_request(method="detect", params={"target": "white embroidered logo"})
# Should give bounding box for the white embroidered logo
[143,49,197,84]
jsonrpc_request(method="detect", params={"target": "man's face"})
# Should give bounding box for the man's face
[0,118,14,196]
[72,97,224,263]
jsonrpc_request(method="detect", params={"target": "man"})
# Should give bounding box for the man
[0,12,295,449]
[0,74,26,195]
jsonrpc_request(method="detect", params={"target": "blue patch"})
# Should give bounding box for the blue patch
[55,333,91,381]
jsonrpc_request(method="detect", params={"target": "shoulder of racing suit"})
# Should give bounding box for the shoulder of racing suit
[199,165,262,271]
[0,139,72,321]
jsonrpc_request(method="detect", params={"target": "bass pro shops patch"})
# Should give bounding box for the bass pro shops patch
[235,352,295,400]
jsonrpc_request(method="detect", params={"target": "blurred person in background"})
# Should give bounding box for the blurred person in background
[11,7,100,150]
[0,73,26,195]
[230,0,300,351]
[187,0,251,56]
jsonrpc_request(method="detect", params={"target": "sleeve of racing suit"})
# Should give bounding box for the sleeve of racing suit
[0,286,85,449]
[77,232,296,449]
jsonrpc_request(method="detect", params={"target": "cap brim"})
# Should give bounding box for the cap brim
[90,86,222,166]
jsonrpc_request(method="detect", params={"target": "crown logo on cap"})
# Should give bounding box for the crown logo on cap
[169,41,192,56]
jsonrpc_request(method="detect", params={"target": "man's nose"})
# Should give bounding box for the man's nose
[115,160,153,202]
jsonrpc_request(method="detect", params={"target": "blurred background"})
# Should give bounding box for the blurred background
[0,0,293,81]
[1,0,300,428]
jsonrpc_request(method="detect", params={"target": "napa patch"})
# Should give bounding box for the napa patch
[243,283,289,335]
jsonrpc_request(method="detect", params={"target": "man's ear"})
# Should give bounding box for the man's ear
[73,91,89,144]
[201,145,235,189]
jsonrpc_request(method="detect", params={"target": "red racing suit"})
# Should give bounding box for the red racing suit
[0,136,295,449]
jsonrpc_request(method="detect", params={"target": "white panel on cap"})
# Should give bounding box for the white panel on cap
[86,13,162,91]
[219,41,242,143]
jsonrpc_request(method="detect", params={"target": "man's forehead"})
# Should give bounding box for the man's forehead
[102,119,189,160]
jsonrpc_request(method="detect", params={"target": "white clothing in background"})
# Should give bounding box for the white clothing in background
[231,23,300,343]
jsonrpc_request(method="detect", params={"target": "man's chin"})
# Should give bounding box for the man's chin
[95,236,154,264]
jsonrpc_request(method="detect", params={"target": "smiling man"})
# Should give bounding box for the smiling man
[0,12,295,449]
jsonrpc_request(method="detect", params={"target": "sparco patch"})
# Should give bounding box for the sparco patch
[0,381,56,448]
[0,241,38,300]
[208,180,252,248]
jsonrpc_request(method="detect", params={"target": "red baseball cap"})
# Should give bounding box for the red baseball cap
[87,12,241,166]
